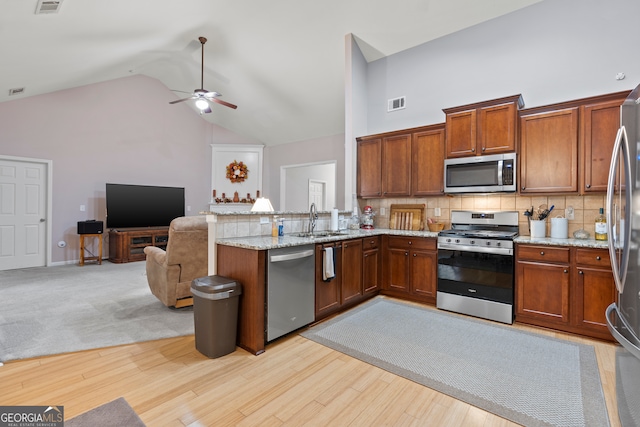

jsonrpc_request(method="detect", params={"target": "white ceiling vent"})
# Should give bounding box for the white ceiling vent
[387,96,406,112]
[8,88,25,96]
[35,0,64,14]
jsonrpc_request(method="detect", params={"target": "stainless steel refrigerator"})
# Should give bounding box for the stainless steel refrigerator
[606,84,640,427]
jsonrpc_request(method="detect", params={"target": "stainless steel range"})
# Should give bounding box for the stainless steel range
[437,210,519,324]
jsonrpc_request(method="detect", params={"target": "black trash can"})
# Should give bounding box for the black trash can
[191,275,242,358]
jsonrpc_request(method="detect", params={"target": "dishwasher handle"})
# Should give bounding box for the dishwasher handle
[270,249,314,263]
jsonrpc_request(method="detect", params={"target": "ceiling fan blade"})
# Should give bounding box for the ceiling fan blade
[210,97,238,109]
[169,96,196,105]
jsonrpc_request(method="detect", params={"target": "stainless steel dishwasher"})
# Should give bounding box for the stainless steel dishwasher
[267,244,315,341]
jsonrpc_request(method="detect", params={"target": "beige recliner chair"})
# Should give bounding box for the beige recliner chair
[144,215,208,308]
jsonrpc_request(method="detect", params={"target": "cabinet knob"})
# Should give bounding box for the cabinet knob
[482,147,486,152]
[522,187,526,190]
[586,184,591,189]
[596,256,601,260]
[408,241,412,245]
[370,240,375,244]
[472,148,475,152]
[413,253,417,257]
[540,251,544,255]
[405,252,409,256]
[579,270,583,275]
[564,269,568,273]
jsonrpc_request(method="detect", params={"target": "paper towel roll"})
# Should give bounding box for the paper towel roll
[331,208,339,231]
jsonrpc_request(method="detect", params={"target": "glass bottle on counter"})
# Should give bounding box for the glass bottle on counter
[595,208,607,241]
[272,216,279,237]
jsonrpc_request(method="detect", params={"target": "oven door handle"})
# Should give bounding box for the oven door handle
[437,243,513,256]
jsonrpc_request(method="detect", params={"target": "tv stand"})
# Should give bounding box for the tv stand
[108,227,169,263]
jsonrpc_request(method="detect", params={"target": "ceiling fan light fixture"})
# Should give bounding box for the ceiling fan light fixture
[195,99,209,110]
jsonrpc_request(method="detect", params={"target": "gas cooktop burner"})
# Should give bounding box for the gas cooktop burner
[439,229,519,240]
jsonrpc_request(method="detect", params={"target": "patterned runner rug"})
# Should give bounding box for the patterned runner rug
[302,297,609,427]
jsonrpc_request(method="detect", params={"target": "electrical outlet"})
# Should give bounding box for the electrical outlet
[187,205,191,212]
[380,207,386,216]
[80,205,85,212]
[565,206,575,220]
[434,207,442,217]
[260,216,270,224]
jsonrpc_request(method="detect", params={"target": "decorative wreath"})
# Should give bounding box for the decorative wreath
[226,160,249,183]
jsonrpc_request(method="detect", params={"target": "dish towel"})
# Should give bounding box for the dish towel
[323,247,335,281]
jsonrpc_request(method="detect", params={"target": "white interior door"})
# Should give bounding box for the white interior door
[308,180,326,210]
[0,158,48,270]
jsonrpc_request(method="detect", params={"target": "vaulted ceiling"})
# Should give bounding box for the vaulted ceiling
[1,0,541,145]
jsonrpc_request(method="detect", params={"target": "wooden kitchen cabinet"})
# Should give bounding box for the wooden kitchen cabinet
[341,238,364,304]
[580,92,628,193]
[519,90,629,195]
[382,236,437,304]
[519,106,579,193]
[216,245,267,355]
[356,124,445,198]
[356,132,411,198]
[356,137,382,198]
[315,242,342,320]
[573,248,616,340]
[443,94,523,158]
[515,245,571,325]
[515,244,615,341]
[412,124,446,195]
[315,238,374,321]
[362,236,381,295]
[381,133,412,197]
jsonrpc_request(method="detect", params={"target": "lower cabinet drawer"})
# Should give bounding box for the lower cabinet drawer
[517,245,570,263]
[387,236,435,250]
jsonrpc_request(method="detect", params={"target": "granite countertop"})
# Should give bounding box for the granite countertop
[514,236,609,249]
[216,228,440,250]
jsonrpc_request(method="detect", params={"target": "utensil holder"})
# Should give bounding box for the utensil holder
[530,219,546,238]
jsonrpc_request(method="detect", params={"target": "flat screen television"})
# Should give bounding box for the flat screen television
[106,183,185,229]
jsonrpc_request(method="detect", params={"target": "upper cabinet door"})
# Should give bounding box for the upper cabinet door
[444,94,523,158]
[519,107,579,193]
[357,137,382,198]
[445,109,476,157]
[478,102,518,155]
[382,134,412,197]
[412,126,445,196]
[581,97,626,193]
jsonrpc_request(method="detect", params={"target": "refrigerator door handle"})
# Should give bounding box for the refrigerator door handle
[606,303,640,360]
[606,125,632,294]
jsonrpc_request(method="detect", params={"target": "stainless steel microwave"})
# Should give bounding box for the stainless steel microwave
[444,152,516,194]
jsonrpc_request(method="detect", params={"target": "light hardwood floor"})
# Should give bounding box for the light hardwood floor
[0,303,621,427]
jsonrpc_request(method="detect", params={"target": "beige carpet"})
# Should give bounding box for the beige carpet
[0,261,194,362]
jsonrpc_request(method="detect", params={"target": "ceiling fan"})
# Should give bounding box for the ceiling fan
[169,36,237,113]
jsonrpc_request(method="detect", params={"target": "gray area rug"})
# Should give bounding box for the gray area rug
[302,298,609,427]
[65,397,146,427]
[0,261,194,362]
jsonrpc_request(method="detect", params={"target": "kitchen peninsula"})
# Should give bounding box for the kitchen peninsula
[205,208,439,355]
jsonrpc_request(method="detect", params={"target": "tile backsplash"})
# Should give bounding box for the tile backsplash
[362,194,607,238]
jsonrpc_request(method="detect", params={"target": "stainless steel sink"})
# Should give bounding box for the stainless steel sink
[293,231,348,238]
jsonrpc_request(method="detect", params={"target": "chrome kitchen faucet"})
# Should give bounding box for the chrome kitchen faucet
[308,203,318,233]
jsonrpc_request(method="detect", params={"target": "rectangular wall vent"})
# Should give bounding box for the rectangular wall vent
[387,96,406,112]
[8,88,25,96]
[35,0,63,14]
